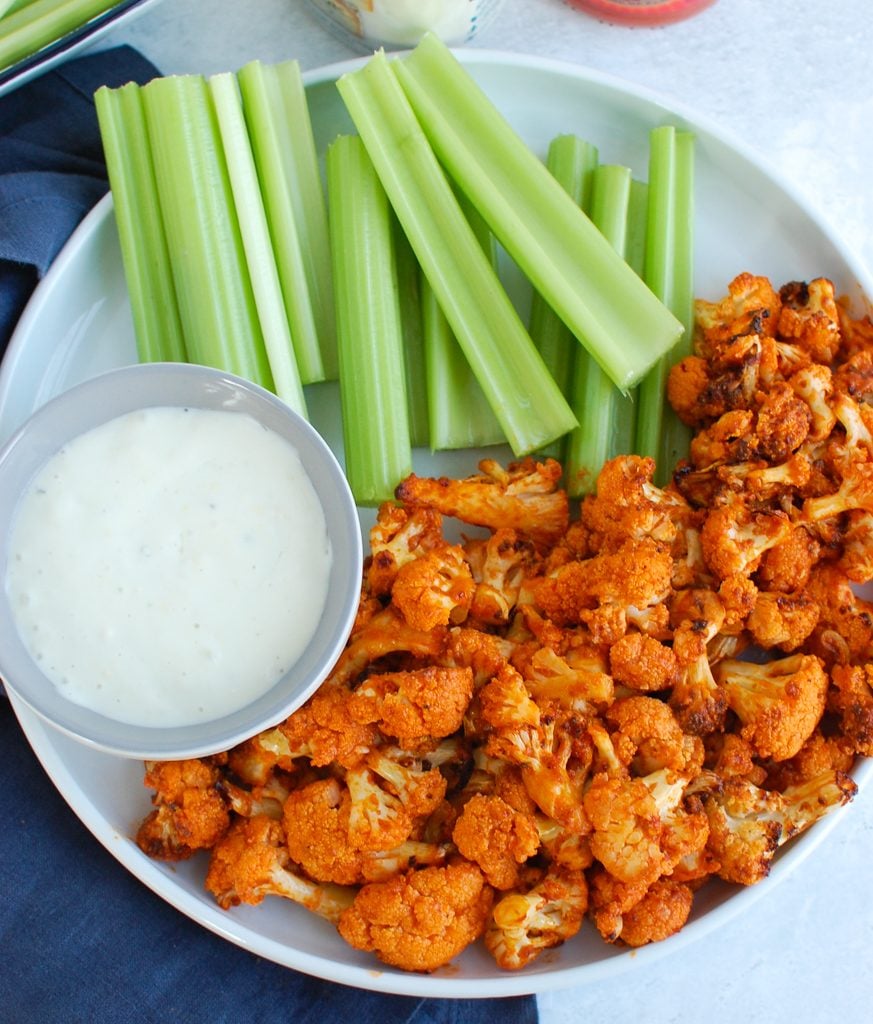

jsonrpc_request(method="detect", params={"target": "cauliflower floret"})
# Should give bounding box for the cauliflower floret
[789,363,836,442]
[616,878,694,948]
[283,777,371,883]
[452,794,540,890]
[395,457,569,549]
[348,665,473,744]
[485,867,588,970]
[605,696,698,775]
[277,685,380,770]
[465,527,537,626]
[700,502,792,579]
[609,632,679,693]
[580,455,692,549]
[753,380,811,462]
[746,590,820,652]
[327,606,447,689]
[688,409,756,469]
[521,645,614,715]
[755,525,821,593]
[582,772,665,887]
[803,459,873,522]
[777,278,841,365]
[698,769,855,886]
[205,815,356,919]
[715,653,828,761]
[534,537,673,644]
[135,758,230,861]
[805,563,873,665]
[829,663,873,756]
[695,273,782,353]
[366,503,444,597]
[669,621,728,736]
[337,861,493,972]
[390,543,475,631]
[838,510,873,584]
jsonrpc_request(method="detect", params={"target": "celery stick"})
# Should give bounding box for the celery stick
[0,0,117,71]
[208,73,307,417]
[94,83,187,365]
[565,164,639,497]
[625,178,649,279]
[337,50,577,457]
[394,34,683,391]
[0,0,38,19]
[392,216,429,448]
[326,134,412,506]
[237,60,334,384]
[634,126,695,481]
[528,135,599,401]
[140,74,274,390]
[423,192,504,451]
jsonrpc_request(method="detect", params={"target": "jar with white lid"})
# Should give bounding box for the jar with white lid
[303,0,506,51]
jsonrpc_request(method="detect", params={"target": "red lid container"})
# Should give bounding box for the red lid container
[567,0,716,25]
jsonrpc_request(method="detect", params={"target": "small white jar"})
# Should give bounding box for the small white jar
[304,0,506,50]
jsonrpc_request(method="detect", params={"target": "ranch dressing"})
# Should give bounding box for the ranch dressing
[5,406,332,728]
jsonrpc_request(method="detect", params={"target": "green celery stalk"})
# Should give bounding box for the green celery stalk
[423,192,504,451]
[140,74,274,390]
[208,73,307,417]
[94,82,187,365]
[0,0,40,19]
[0,0,118,71]
[634,126,695,481]
[326,134,412,506]
[625,178,649,279]
[528,135,599,401]
[237,60,335,384]
[392,216,429,448]
[394,33,683,392]
[336,49,577,457]
[565,164,639,497]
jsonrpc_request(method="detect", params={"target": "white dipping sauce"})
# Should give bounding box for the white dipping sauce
[5,406,332,728]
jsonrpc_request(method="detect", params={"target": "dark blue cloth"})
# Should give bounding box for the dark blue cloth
[0,48,540,1024]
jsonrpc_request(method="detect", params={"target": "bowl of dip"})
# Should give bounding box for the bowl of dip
[0,362,363,760]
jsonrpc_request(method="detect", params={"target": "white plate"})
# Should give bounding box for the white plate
[0,0,164,98]
[1,50,871,998]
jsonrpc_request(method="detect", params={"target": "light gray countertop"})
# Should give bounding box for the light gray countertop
[104,2,873,1020]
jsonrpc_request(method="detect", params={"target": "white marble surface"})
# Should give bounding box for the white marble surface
[102,2,873,1020]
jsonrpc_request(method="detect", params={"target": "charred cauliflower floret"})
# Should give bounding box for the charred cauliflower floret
[337,861,494,972]
[135,758,230,861]
[829,663,873,756]
[715,653,828,761]
[615,878,694,948]
[205,814,355,920]
[367,503,444,597]
[700,502,792,580]
[609,632,679,693]
[746,590,820,652]
[395,457,568,549]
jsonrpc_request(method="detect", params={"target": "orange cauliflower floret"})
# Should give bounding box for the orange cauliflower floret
[615,878,694,948]
[609,632,679,693]
[777,278,841,365]
[580,455,691,549]
[348,665,473,744]
[205,814,356,920]
[534,537,673,644]
[485,866,588,970]
[465,527,538,626]
[755,525,821,593]
[715,653,828,761]
[395,457,569,549]
[752,381,811,462]
[746,589,820,652]
[452,794,540,890]
[390,543,475,631]
[135,758,230,861]
[605,696,700,776]
[337,861,493,972]
[805,563,873,665]
[699,770,856,886]
[277,685,380,769]
[520,645,614,715]
[366,503,445,597]
[283,777,371,884]
[700,502,792,579]
[695,272,782,352]
[829,663,873,756]
[582,773,665,887]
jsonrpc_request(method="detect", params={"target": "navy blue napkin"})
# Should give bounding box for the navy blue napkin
[0,48,540,1023]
